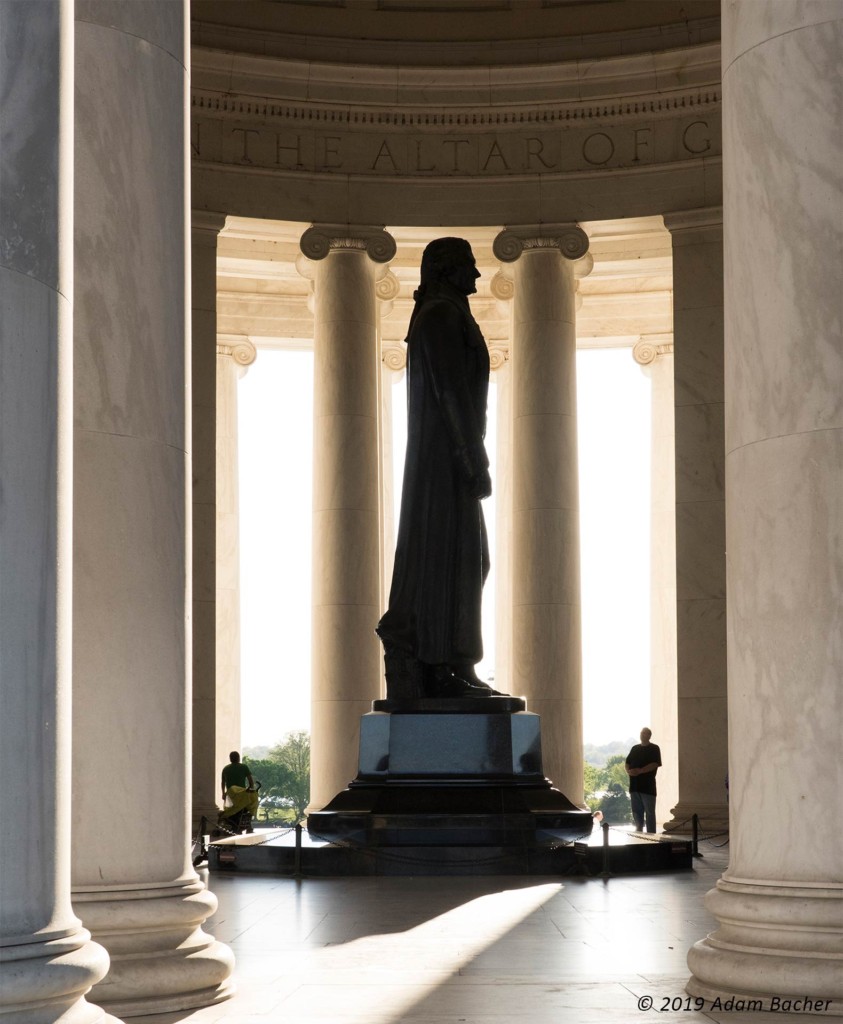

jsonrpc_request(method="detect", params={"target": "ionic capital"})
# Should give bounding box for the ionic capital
[488,343,510,371]
[217,334,257,371]
[300,224,397,264]
[632,334,674,366]
[490,270,514,302]
[493,223,590,264]
[376,270,401,302]
[382,341,407,372]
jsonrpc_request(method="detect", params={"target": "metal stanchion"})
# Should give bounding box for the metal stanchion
[601,820,611,877]
[692,813,702,858]
[294,822,303,878]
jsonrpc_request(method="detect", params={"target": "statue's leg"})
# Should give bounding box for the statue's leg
[382,642,425,701]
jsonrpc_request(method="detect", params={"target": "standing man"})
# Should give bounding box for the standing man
[625,728,662,832]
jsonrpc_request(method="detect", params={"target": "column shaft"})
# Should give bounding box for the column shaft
[664,210,728,834]
[191,212,227,826]
[510,242,583,800]
[71,2,233,1014]
[634,340,679,826]
[688,2,843,1009]
[0,3,111,1019]
[214,338,255,800]
[494,357,514,694]
[305,232,391,810]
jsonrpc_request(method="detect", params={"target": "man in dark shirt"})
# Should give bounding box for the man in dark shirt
[625,728,662,833]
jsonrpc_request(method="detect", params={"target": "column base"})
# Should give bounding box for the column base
[0,927,116,1024]
[687,877,843,1014]
[664,801,729,837]
[74,879,235,1017]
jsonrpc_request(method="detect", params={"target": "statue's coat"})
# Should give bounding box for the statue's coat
[377,281,490,666]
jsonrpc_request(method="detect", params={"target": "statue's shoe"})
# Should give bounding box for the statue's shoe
[449,664,505,695]
[423,674,494,699]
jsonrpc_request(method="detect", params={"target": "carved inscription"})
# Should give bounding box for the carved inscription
[191,118,720,176]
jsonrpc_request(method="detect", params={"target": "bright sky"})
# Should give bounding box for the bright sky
[239,344,651,750]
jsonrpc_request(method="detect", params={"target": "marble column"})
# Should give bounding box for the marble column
[663,208,728,835]
[215,335,256,769]
[300,225,396,811]
[633,337,679,827]
[0,4,112,1020]
[191,211,227,826]
[490,271,515,695]
[71,2,234,1015]
[494,225,590,801]
[688,2,843,1011]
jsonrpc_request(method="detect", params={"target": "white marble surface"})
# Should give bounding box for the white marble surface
[0,3,113,1019]
[510,244,583,803]
[308,241,384,810]
[689,3,843,1009]
[663,217,727,832]
[129,846,835,1024]
[71,1,232,1012]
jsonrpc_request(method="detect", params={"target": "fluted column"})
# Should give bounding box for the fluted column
[300,225,396,810]
[633,337,678,827]
[494,225,591,801]
[191,211,227,826]
[688,2,843,1010]
[0,4,112,1020]
[663,208,727,835]
[72,2,234,1014]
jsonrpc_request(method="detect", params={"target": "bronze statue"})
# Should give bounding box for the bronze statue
[376,238,501,700]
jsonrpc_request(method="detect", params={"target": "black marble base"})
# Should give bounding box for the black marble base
[307,708,594,860]
[373,695,526,713]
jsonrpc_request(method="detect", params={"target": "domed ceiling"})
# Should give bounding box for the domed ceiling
[191,0,720,65]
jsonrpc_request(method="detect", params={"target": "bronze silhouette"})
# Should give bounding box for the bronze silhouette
[376,238,502,700]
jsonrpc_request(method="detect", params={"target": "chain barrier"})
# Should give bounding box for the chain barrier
[199,813,728,874]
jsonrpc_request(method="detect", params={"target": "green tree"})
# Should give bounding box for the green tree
[244,758,293,820]
[601,753,630,791]
[268,731,311,821]
[583,761,601,811]
[598,780,632,824]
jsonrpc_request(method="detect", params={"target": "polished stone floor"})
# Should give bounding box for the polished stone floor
[140,841,828,1024]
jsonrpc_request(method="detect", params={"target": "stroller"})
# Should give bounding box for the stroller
[191,780,261,867]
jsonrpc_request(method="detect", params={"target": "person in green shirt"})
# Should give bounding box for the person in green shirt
[220,751,258,829]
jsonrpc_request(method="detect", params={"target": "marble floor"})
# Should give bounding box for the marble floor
[139,842,829,1024]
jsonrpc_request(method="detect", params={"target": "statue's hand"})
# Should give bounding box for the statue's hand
[469,468,492,500]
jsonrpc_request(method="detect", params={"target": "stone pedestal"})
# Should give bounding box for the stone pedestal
[493,225,591,804]
[0,4,112,1020]
[300,225,396,811]
[309,705,593,854]
[687,2,843,1011]
[71,2,233,1014]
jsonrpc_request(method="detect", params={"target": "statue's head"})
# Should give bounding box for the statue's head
[420,237,480,295]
